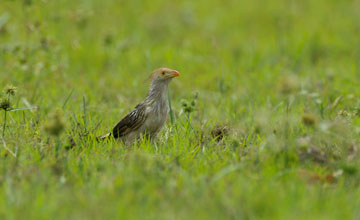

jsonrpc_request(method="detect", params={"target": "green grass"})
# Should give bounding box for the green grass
[1,0,360,219]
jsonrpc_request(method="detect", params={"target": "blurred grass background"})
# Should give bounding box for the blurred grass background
[0,0,360,219]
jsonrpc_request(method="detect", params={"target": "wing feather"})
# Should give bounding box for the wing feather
[112,103,147,139]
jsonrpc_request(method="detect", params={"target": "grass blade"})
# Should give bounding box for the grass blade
[168,89,174,125]
[83,95,87,132]
[62,88,74,109]
[9,106,37,112]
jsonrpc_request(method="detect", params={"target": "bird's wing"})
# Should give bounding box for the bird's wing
[112,103,148,139]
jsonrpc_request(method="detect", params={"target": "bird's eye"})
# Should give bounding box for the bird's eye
[162,71,165,76]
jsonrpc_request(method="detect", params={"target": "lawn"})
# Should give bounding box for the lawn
[0,0,360,219]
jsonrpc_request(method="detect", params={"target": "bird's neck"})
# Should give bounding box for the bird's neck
[145,81,169,105]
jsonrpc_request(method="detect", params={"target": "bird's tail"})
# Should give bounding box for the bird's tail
[97,133,112,141]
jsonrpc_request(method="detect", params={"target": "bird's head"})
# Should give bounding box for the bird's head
[147,67,180,100]
[149,68,180,83]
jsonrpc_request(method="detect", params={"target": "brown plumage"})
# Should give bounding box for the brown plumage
[99,67,180,144]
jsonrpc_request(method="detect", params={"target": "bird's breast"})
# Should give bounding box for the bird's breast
[142,102,169,135]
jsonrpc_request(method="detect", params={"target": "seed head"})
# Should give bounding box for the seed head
[3,85,17,96]
[181,92,198,114]
[181,99,196,114]
[44,109,66,136]
[302,113,317,127]
[0,97,11,110]
[278,76,298,95]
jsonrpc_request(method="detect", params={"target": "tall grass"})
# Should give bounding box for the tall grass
[0,0,360,219]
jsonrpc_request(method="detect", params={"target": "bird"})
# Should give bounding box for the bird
[98,67,180,144]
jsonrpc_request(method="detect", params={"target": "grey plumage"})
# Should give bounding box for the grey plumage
[99,67,180,144]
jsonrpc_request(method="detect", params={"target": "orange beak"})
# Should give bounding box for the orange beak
[171,70,180,78]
